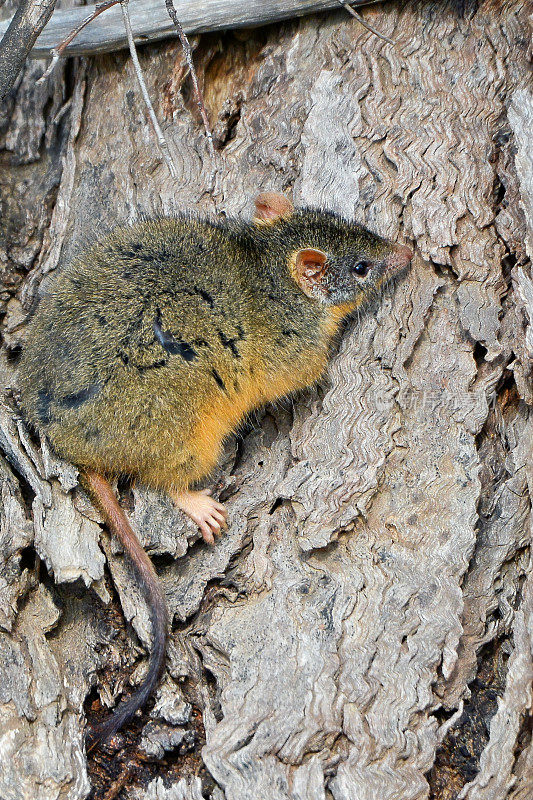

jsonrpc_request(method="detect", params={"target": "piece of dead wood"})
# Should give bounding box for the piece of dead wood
[0,0,385,58]
[0,0,57,100]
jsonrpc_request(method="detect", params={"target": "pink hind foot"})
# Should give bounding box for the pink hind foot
[172,489,228,545]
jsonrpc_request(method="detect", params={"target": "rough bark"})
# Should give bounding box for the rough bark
[0,2,532,800]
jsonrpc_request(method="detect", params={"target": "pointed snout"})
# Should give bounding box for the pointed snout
[385,243,413,273]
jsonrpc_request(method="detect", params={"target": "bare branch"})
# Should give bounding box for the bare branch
[165,0,216,163]
[340,2,395,44]
[37,0,122,85]
[0,0,57,101]
[120,0,177,179]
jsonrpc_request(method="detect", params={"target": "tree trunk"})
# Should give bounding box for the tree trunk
[0,2,532,799]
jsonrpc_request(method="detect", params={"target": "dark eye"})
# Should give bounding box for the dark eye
[352,261,370,277]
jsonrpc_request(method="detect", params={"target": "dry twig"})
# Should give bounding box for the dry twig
[37,0,122,85]
[0,0,57,100]
[340,1,395,44]
[33,0,214,184]
[100,761,137,800]
[165,0,216,163]
[120,0,178,178]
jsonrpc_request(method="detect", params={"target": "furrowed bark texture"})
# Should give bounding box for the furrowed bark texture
[0,2,532,799]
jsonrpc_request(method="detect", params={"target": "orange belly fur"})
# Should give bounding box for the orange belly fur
[189,307,351,483]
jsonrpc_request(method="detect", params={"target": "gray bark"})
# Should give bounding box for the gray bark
[0,2,532,800]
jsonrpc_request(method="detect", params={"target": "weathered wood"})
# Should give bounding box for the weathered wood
[0,1,532,799]
[0,0,381,57]
[0,0,57,100]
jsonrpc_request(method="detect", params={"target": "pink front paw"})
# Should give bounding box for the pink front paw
[172,489,228,545]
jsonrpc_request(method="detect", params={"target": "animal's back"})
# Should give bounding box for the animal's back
[19,216,256,489]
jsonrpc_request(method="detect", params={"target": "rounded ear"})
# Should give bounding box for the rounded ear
[292,248,328,297]
[253,192,294,224]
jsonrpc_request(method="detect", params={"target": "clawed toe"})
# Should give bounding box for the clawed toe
[172,489,229,545]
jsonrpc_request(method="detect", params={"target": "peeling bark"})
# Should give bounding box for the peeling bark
[0,2,532,799]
